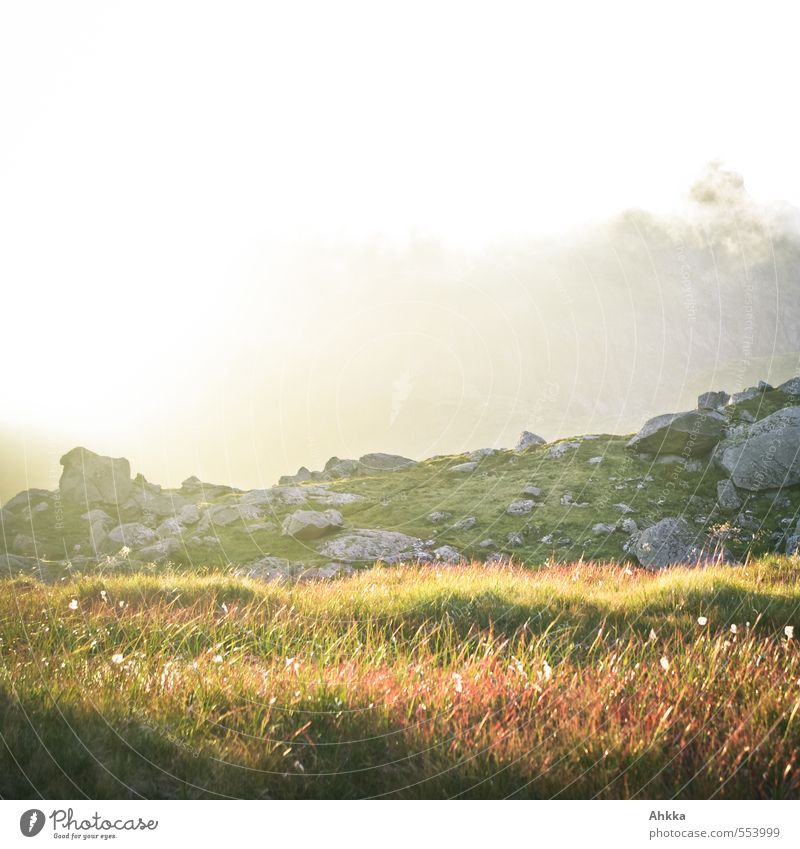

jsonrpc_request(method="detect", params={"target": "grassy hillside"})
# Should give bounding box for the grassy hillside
[2,556,799,799]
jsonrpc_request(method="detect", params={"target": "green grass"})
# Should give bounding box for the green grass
[2,556,800,799]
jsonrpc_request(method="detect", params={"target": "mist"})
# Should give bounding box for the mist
[2,163,799,501]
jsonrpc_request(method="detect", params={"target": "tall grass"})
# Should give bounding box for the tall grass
[1,558,799,798]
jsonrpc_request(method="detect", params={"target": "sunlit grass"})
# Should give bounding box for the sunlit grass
[1,557,799,798]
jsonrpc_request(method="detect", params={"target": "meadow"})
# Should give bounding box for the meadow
[1,556,799,799]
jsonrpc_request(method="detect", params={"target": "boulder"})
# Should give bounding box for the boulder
[427,511,453,523]
[633,517,725,570]
[450,461,478,473]
[592,523,616,535]
[279,466,313,485]
[237,556,305,582]
[522,485,543,497]
[108,522,157,548]
[468,448,497,462]
[729,386,762,404]
[777,377,800,397]
[433,545,466,564]
[281,509,344,541]
[358,453,416,473]
[587,456,603,465]
[620,518,638,534]
[545,441,581,459]
[716,479,742,512]
[137,538,182,563]
[124,478,188,517]
[3,488,53,513]
[318,529,427,563]
[514,431,546,453]
[299,562,354,581]
[451,516,477,531]
[506,499,536,515]
[786,521,800,555]
[323,457,361,478]
[698,390,730,410]
[59,447,133,507]
[715,406,800,490]
[627,411,726,457]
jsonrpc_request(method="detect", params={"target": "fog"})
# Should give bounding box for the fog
[2,164,798,501]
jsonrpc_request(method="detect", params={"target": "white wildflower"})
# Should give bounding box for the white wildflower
[111,653,124,664]
[68,599,78,610]
[697,616,708,626]
[660,656,670,671]
[785,625,794,639]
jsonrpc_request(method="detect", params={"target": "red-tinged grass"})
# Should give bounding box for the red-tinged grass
[0,557,799,798]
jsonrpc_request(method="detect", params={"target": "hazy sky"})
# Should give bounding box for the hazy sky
[2,2,799,497]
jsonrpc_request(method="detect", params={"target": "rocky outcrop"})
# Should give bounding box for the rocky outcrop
[318,529,427,563]
[627,411,726,457]
[108,522,157,548]
[633,517,726,570]
[357,453,416,472]
[59,447,133,507]
[514,431,545,452]
[715,407,800,491]
[778,377,800,397]
[281,509,344,541]
[506,500,536,515]
[450,461,478,473]
[716,479,742,512]
[697,390,730,410]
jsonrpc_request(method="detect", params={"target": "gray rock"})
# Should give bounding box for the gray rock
[2,488,53,513]
[587,456,603,465]
[450,461,479,473]
[324,458,361,479]
[627,410,726,457]
[299,562,354,581]
[108,522,157,548]
[478,538,496,548]
[715,406,800,490]
[279,466,313,485]
[777,377,800,397]
[614,503,635,514]
[468,447,497,462]
[507,532,524,547]
[358,453,416,472]
[545,441,581,459]
[0,553,31,572]
[124,477,188,518]
[592,523,616,535]
[59,447,134,507]
[620,518,638,534]
[281,509,344,541]
[177,504,200,525]
[729,386,761,404]
[137,538,182,563]
[237,556,304,582]
[506,499,536,515]
[433,545,466,564]
[716,479,742,512]
[522,485,543,497]
[318,529,427,564]
[514,431,546,452]
[451,516,477,531]
[157,517,184,538]
[633,517,726,570]
[427,511,453,523]
[698,390,730,410]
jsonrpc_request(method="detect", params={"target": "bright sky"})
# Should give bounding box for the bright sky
[1,1,798,489]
